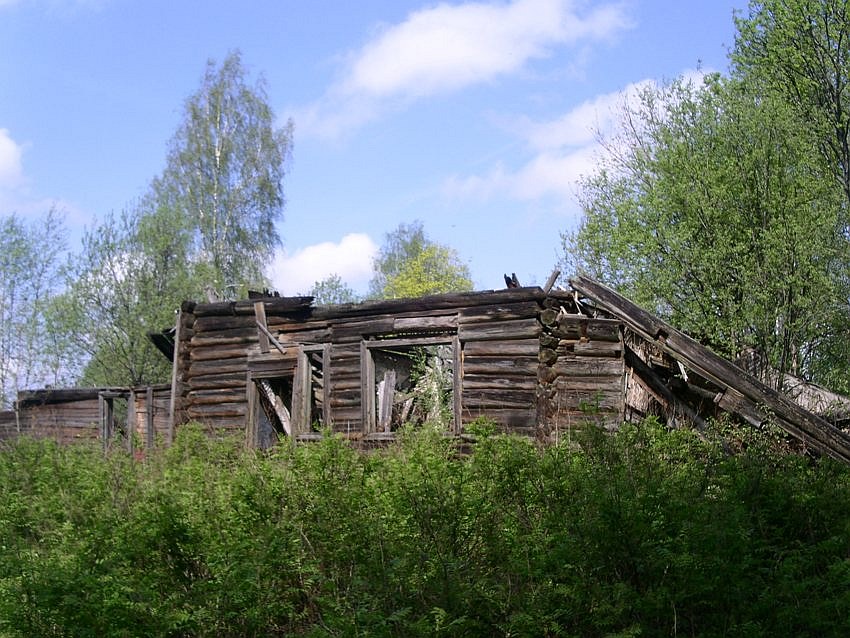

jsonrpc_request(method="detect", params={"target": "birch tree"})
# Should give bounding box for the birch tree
[154,50,293,298]
[0,209,67,406]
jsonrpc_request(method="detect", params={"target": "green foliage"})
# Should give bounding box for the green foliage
[566,0,850,393]
[565,70,850,389]
[370,220,473,299]
[51,204,201,386]
[1,421,849,635]
[308,273,359,305]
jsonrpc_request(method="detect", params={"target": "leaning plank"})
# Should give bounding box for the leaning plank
[256,379,291,436]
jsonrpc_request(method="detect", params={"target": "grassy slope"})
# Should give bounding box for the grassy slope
[0,419,849,637]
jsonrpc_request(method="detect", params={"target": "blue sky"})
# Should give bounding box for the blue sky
[0,0,746,295]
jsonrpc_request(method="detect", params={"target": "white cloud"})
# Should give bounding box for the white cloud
[0,129,24,189]
[295,0,630,139]
[267,233,378,296]
[442,74,714,205]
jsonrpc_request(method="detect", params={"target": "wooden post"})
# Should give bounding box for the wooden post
[361,340,375,433]
[126,390,135,455]
[254,301,270,353]
[378,370,396,432]
[246,371,257,448]
[167,309,183,446]
[453,335,462,434]
[321,344,332,428]
[145,385,154,448]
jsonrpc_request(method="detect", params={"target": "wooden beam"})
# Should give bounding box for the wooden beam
[254,301,270,353]
[145,386,154,449]
[167,309,183,446]
[255,321,287,356]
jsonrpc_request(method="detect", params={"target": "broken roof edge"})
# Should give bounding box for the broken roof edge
[182,286,549,319]
[570,274,850,465]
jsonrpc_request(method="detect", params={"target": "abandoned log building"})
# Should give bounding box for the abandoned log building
[4,276,850,464]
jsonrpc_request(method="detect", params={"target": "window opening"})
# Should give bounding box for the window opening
[304,348,326,430]
[254,376,293,448]
[367,337,458,432]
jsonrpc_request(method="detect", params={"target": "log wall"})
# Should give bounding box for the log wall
[173,289,630,443]
[4,396,102,444]
[537,303,625,440]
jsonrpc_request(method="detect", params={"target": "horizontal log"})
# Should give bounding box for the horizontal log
[186,357,248,377]
[552,357,625,377]
[568,340,623,357]
[458,301,540,323]
[461,408,537,430]
[187,402,248,418]
[548,385,623,411]
[187,389,246,405]
[328,407,363,424]
[459,318,541,342]
[277,327,333,344]
[331,377,361,391]
[190,344,252,361]
[462,375,537,390]
[393,315,458,332]
[329,397,362,409]
[190,326,259,345]
[186,372,247,390]
[551,316,621,342]
[312,288,546,319]
[556,376,624,393]
[331,317,396,341]
[462,338,540,357]
[463,356,538,375]
[192,297,313,318]
[462,397,535,412]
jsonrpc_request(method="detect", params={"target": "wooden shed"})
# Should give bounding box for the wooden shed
[162,286,625,446]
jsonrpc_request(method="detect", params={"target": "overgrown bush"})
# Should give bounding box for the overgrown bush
[0,419,848,636]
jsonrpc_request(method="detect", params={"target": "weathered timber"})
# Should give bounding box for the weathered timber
[312,288,546,319]
[393,315,458,332]
[187,402,248,418]
[461,407,537,429]
[254,301,270,353]
[569,340,623,357]
[190,344,256,361]
[192,296,313,318]
[462,339,540,357]
[624,345,706,430]
[462,375,538,390]
[186,357,249,377]
[458,318,541,342]
[458,301,541,323]
[552,316,621,341]
[539,348,558,365]
[463,356,539,375]
[552,357,625,377]
[331,317,396,342]
[555,376,624,393]
[186,372,247,390]
[277,327,332,343]
[187,390,246,405]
